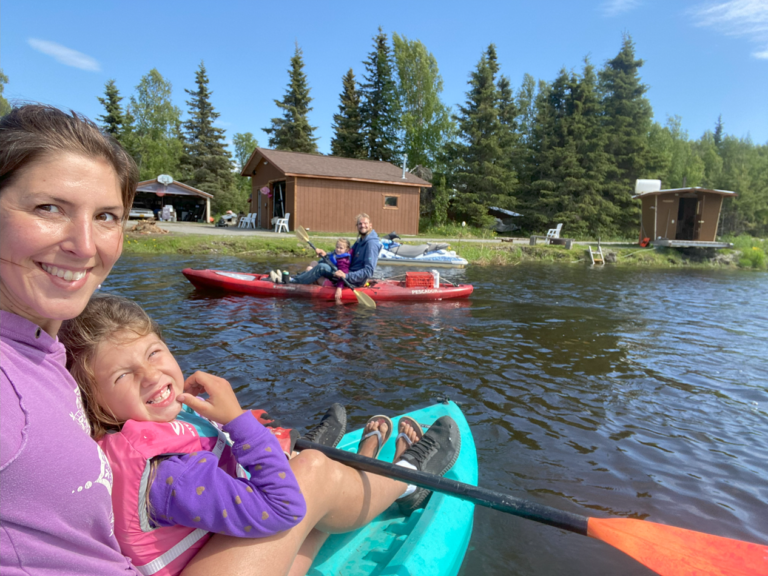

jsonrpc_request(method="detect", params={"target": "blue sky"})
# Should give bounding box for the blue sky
[3,0,767,157]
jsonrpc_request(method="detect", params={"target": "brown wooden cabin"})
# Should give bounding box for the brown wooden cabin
[633,187,737,248]
[240,148,430,235]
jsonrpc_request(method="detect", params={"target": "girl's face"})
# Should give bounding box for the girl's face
[335,241,348,254]
[92,331,185,424]
[0,153,124,335]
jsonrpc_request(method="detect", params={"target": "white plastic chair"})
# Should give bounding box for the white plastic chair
[274,213,290,233]
[546,223,563,241]
[238,213,255,229]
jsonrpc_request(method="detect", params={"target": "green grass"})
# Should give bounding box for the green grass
[123,230,763,269]
[123,234,337,257]
[418,222,497,239]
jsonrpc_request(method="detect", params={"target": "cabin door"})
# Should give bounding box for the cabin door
[273,181,286,222]
[675,197,698,241]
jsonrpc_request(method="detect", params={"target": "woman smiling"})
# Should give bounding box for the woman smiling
[0,104,139,574]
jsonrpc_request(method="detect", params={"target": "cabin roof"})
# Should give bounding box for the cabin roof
[136,178,214,198]
[241,148,431,187]
[633,186,737,199]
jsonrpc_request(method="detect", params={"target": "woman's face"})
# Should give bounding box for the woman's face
[0,153,125,335]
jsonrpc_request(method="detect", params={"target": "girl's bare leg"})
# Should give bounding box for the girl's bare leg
[286,529,329,576]
[182,421,410,576]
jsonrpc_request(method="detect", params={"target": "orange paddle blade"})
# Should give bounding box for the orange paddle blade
[588,517,768,576]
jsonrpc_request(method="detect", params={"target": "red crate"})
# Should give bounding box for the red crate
[405,271,434,288]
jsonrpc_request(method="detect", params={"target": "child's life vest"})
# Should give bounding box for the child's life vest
[328,251,352,273]
[98,408,283,576]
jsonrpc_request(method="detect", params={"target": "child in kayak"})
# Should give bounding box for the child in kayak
[59,294,460,575]
[327,238,353,304]
[56,294,342,574]
[279,238,352,303]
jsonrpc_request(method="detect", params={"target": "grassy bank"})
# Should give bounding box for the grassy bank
[123,234,337,258]
[123,231,766,270]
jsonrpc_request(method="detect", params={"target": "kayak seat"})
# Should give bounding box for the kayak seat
[389,244,431,258]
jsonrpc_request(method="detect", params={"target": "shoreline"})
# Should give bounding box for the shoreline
[123,223,757,269]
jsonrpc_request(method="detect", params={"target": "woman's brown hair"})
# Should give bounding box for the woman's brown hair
[0,104,138,217]
[59,293,162,439]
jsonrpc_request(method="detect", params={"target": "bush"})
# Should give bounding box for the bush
[723,234,767,269]
[738,246,767,269]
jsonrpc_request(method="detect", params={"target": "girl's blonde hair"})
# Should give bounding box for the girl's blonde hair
[336,237,351,251]
[59,293,162,440]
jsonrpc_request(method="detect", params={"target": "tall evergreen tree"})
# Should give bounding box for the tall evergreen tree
[360,27,401,162]
[599,34,655,235]
[713,114,724,148]
[263,45,318,153]
[392,33,455,170]
[330,69,365,158]
[523,62,616,237]
[180,61,237,213]
[124,68,183,180]
[448,44,517,227]
[97,79,125,138]
[0,69,11,117]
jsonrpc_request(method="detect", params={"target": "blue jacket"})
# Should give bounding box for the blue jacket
[346,230,381,286]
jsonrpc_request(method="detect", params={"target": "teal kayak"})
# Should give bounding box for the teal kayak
[309,401,477,576]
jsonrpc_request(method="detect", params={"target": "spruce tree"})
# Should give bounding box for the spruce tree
[330,69,365,158]
[360,27,400,162]
[448,44,517,227]
[180,61,236,213]
[599,34,655,235]
[524,64,616,237]
[97,79,125,138]
[713,115,724,148]
[263,45,318,153]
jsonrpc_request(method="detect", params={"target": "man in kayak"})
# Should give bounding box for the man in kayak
[285,213,381,287]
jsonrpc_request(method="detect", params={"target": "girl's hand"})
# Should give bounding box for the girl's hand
[316,248,327,258]
[178,371,245,425]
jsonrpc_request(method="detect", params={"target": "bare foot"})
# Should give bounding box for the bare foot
[335,298,343,305]
[394,420,421,462]
[358,418,389,458]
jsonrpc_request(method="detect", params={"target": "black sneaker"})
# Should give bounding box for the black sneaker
[397,415,461,515]
[301,404,347,448]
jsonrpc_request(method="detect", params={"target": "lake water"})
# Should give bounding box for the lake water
[106,255,768,575]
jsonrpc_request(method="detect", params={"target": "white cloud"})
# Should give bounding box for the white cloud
[602,0,642,17]
[692,0,768,59]
[28,38,100,72]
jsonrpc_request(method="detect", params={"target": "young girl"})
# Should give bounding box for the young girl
[327,238,353,304]
[60,294,459,576]
[58,293,307,575]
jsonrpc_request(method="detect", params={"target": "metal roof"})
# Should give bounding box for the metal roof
[633,187,737,199]
[136,178,214,199]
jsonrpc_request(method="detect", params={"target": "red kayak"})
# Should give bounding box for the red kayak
[182,268,473,302]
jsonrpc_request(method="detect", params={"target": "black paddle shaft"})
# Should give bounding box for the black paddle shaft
[295,439,589,536]
[303,240,356,291]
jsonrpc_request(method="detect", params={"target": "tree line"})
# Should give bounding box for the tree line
[265,31,767,238]
[3,27,763,236]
